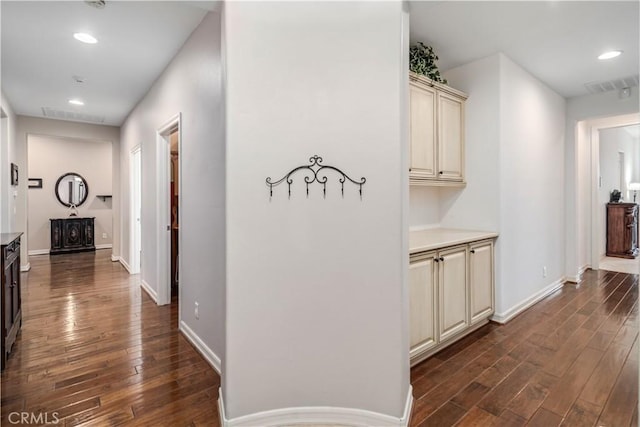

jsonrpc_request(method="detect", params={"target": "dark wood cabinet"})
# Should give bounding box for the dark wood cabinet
[1,233,22,370]
[606,203,638,259]
[50,217,96,255]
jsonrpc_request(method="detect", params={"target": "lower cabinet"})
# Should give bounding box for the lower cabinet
[410,239,495,365]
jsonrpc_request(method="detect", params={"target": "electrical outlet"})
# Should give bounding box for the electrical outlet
[195,302,199,319]
[543,266,547,278]
[102,233,107,239]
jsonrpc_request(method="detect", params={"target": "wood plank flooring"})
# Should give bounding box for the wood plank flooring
[410,268,639,426]
[1,251,638,426]
[1,251,220,426]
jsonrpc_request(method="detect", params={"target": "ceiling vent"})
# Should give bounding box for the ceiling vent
[42,107,105,124]
[584,75,639,94]
[84,0,106,9]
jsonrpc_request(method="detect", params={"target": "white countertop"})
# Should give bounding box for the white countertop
[410,228,498,254]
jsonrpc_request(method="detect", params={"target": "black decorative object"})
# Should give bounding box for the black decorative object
[266,155,366,200]
[10,163,18,186]
[28,178,43,189]
[610,189,622,203]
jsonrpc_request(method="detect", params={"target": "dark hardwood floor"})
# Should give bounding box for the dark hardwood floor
[1,250,220,426]
[409,268,639,426]
[1,252,637,426]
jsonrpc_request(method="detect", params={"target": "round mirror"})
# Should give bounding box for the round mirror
[55,173,89,207]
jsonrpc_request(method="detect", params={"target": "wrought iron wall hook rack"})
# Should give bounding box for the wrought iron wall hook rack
[266,155,366,200]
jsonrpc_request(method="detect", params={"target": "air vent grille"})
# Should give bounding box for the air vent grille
[585,75,639,94]
[42,107,105,124]
[84,0,106,9]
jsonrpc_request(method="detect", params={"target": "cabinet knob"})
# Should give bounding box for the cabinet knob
[439,257,445,262]
[439,171,443,175]
[434,257,439,263]
[470,249,475,254]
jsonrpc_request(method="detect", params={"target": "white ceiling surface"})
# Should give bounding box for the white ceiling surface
[1,1,213,126]
[410,1,639,98]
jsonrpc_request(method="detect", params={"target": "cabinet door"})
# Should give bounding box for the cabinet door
[438,245,468,341]
[3,265,13,338]
[437,92,464,181]
[410,83,437,179]
[409,253,438,357]
[469,241,494,324]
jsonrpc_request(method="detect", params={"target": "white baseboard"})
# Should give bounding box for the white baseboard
[28,249,49,256]
[179,320,222,374]
[119,257,132,274]
[20,262,31,272]
[566,264,591,284]
[218,386,413,427]
[95,244,112,250]
[111,254,119,262]
[491,277,565,324]
[140,279,158,303]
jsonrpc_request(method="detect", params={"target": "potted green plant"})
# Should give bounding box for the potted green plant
[410,42,447,84]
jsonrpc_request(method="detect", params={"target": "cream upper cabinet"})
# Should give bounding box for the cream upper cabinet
[409,84,436,179]
[438,245,469,341]
[409,252,438,358]
[409,72,467,186]
[437,92,464,181]
[469,240,494,324]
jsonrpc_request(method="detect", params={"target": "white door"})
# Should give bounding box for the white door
[131,146,142,274]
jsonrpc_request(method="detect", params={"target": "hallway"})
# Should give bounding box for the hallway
[0,251,220,426]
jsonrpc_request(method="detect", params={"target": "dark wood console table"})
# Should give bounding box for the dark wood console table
[1,232,22,370]
[50,217,96,255]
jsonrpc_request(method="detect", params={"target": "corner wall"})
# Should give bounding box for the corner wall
[498,54,566,315]
[119,12,225,370]
[0,91,18,237]
[223,1,410,423]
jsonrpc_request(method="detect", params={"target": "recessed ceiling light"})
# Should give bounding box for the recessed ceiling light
[68,99,85,106]
[598,50,622,60]
[73,32,98,44]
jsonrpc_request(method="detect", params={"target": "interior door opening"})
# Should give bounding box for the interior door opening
[131,145,142,274]
[169,131,179,299]
[155,113,181,311]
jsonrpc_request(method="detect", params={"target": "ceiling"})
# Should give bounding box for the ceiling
[1,1,214,126]
[410,1,639,98]
[1,1,637,127]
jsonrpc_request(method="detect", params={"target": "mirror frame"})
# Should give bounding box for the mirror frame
[55,172,89,207]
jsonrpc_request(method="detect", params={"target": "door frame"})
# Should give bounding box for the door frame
[586,113,640,270]
[155,113,182,307]
[130,144,142,274]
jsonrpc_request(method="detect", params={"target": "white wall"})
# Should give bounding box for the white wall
[440,53,566,318]
[0,91,18,236]
[498,55,566,314]
[14,116,119,268]
[409,187,440,229]
[598,126,639,254]
[119,12,225,368]
[223,1,410,423]
[440,54,501,232]
[27,135,112,253]
[565,88,639,275]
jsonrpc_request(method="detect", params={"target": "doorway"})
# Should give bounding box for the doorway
[155,114,181,308]
[130,145,142,274]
